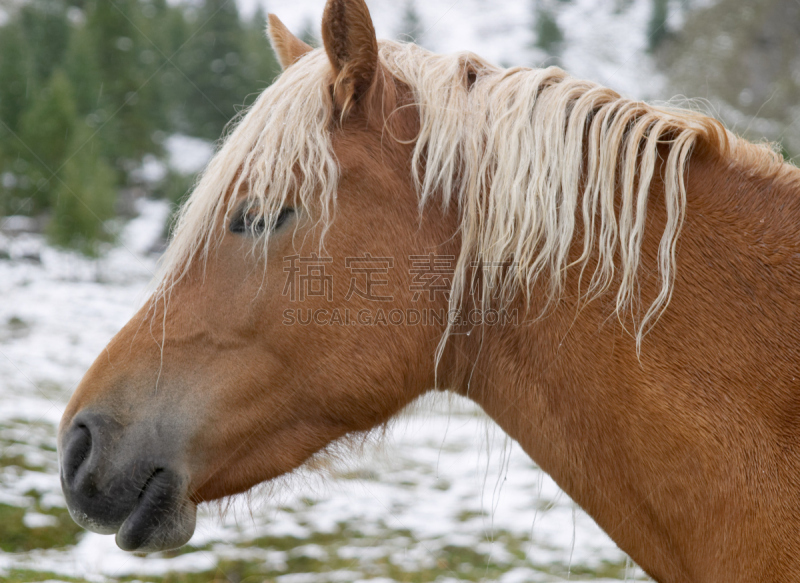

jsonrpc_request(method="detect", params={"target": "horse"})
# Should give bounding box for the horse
[57,1,800,580]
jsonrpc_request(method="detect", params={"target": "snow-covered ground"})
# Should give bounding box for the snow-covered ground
[0,203,648,581]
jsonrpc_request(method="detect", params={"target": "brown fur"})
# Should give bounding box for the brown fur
[60,2,800,581]
[321,0,379,115]
[268,14,313,70]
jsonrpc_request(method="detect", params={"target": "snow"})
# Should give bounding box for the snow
[165,134,215,175]
[0,199,168,431]
[23,512,60,528]
[134,154,169,185]
[0,215,38,234]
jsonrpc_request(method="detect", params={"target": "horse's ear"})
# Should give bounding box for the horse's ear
[268,14,312,70]
[321,0,379,116]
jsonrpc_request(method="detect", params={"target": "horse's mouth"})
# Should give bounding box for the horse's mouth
[114,469,197,552]
[66,466,197,552]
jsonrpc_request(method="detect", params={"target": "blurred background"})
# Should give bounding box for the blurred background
[0,0,798,582]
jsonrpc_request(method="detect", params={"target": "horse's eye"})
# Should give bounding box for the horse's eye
[273,207,294,230]
[230,207,294,235]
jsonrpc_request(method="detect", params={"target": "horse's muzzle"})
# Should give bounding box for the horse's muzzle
[58,410,196,552]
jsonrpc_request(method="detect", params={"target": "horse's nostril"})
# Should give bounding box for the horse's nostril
[62,420,93,486]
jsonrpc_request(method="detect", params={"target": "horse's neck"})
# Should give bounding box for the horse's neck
[448,150,800,582]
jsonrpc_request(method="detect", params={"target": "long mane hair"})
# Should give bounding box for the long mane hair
[157,40,788,348]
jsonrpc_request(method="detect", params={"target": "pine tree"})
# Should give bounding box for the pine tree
[63,22,102,118]
[647,0,670,53]
[19,0,71,87]
[535,4,564,57]
[0,21,33,214]
[48,126,117,255]
[18,69,78,212]
[180,0,247,140]
[150,0,194,135]
[83,0,158,165]
[137,0,181,135]
[0,24,32,134]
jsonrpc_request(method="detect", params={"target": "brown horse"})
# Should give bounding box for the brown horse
[58,1,800,580]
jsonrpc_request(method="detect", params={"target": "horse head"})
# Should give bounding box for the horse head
[59,0,459,552]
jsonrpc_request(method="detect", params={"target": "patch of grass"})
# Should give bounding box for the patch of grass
[0,502,83,551]
[7,315,28,330]
[2,569,88,583]
[250,526,360,552]
[0,452,47,473]
[456,509,488,522]
[142,542,215,559]
[226,528,525,583]
[118,561,272,583]
[564,558,631,579]
[0,419,59,476]
[530,556,635,580]
[336,469,380,482]
[1,317,31,341]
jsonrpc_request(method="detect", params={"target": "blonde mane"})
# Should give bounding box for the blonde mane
[157,40,784,346]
